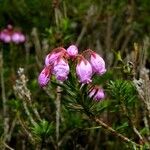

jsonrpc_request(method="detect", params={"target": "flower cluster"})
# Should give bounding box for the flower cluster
[38,45,106,101]
[0,25,25,44]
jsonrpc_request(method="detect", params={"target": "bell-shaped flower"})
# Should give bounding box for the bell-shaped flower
[90,52,106,75]
[0,30,11,43]
[45,47,66,66]
[38,66,51,87]
[0,25,25,44]
[67,45,78,58]
[76,58,92,84]
[52,58,69,81]
[19,34,25,42]
[3,34,11,43]
[89,87,105,101]
[12,32,25,44]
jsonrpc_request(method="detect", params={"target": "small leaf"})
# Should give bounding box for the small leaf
[31,119,54,142]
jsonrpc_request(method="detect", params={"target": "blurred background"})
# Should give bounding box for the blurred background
[0,0,150,149]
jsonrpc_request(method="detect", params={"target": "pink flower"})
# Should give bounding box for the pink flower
[7,24,13,30]
[52,58,69,81]
[76,58,92,84]
[89,87,105,101]
[0,25,25,44]
[3,34,11,43]
[0,25,13,43]
[90,52,106,75]
[38,66,51,87]
[45,47,66,66]
[12,32,25,44]
[0,30,11,43]
[67,45,78,57]
[11,32,21,44]
[45,52,62,66]
[19,34,25,42]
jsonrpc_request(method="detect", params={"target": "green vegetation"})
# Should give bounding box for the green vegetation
[0,0,150,149]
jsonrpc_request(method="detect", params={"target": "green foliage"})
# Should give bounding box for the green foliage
[0,0,150,149]
[61,108,86,135]
[7,99,22,111]
[31,120,54,142]
[107,79,139,122]
[108,80,137,104]
[0,0,52,31]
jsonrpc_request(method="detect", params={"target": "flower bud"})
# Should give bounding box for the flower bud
[90,52,106,75]
[3,34,11,43]
[12,32,21,44]
[53,58,69,81]
[0,25,25,44]
[38,66,51,87]
[67,45,78,57]
[7,24,13,30]
[76,58,92,84]
[89,87,105,101]
[0,30,11,43]
[45,47,66,66]
[19,34,25,42]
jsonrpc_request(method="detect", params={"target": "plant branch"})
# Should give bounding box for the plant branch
[17,113,34,141]
[83,107,142,148]
[2,142,14,150]
[55,85,62,149]
[92,116,142,148]
[0,50,9,144]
